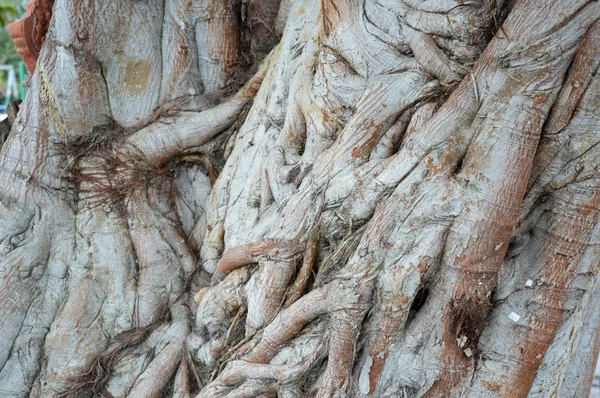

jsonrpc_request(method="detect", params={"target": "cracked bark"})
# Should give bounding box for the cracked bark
[1,0,600,397]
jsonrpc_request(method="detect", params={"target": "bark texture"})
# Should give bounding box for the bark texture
[1,0,599,397]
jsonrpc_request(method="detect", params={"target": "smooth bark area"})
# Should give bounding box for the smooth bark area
[0,0,599,397]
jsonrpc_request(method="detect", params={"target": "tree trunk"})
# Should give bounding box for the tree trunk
[1,0,599,397]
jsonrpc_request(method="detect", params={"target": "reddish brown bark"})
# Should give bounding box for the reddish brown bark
[506,185,600,395]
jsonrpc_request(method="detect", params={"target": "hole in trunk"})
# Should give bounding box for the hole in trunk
[406,285,429,325]
[452,153,467,176]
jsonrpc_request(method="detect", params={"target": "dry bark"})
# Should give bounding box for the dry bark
[1,0,599,397]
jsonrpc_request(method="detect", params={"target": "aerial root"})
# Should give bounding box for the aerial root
[199,333,328,398]
[356,225,449,395]
[404,26,467,84]
[245,287,331,363]
[370,111,413,160]
[119,53,272,168]
[224,342,327,386]
[315,295,372,397]
[400,102,438,147]
[188,267,253,370]
[173,355,191,398]
[238,239,306,333]
[56,317,165,398]
[216,240,278,274]
[284,234,319,307]
[126,317,190,398]
[245,256,301,334]
[126,188,195,325]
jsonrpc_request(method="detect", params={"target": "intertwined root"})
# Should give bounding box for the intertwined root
[2,0,599,397]
[185,1,499,394]
[195,166,464,394]
[187,1,600,396]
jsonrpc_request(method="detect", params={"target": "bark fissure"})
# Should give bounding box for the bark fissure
[1,0,599,397]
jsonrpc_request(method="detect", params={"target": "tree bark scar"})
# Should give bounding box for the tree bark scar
[8,0,55,75]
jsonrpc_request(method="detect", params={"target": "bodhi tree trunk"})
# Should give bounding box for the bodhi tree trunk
[1,0,600,396]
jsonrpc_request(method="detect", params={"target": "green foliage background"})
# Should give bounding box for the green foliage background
[0,0,25,99]
[0,0,19,26]
[0,29,23,70]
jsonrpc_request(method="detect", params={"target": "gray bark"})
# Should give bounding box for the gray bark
[0,0,599,397]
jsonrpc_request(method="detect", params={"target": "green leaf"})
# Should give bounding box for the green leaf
[0,4,18,27]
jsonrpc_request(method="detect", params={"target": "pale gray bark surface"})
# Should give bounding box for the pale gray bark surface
[0,0,599,397]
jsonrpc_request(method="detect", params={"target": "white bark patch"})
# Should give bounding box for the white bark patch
[359,355,374,394]
[509,312,521,322]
